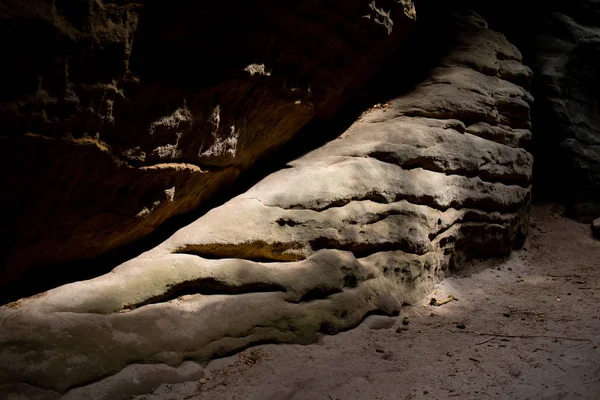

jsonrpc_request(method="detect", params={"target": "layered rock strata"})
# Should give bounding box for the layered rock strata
[0,12,534,400]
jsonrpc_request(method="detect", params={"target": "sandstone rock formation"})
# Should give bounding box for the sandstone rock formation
[0,12,534,399]
[0,0,416,296]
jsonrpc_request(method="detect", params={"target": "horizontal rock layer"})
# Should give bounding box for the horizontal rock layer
[0,11,534,400]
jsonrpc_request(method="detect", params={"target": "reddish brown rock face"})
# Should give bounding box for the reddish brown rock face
[0,0,416,294]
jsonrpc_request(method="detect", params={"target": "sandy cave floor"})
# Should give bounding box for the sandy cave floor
[137,204,600,400]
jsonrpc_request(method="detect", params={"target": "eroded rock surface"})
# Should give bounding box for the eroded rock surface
[0,0,416,294]
[0,12,533,400]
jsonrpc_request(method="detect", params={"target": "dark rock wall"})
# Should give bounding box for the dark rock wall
[475,0,600,221]
[0,0,416,291]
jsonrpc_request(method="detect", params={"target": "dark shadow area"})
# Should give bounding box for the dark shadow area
[122,279,287,311]
[478,2,600,221]
[475,4,555,205]
[1,1,464,305]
